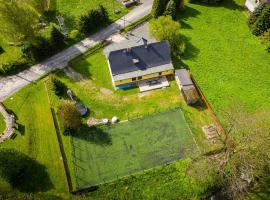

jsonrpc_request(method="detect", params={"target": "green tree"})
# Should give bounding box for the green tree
[58,101,81,133]
[248,3,266,28]
[174,0,184,9]
[78,5,109,35]
[150,16,184,54]
[151,0,168,18]
[51,26,65,48]
[164,0,177,19]
[251,4,270,36]
[0,0,40,42]
[48,75,67,96]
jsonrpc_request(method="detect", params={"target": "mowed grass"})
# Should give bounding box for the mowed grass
[55,0,128,29]
[1,81,69,198]
[178,0,270,117]
[57,50,181,119]
[0,114,5,134]
[72,108,198,190]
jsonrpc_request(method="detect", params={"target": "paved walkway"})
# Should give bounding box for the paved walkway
[0,105,14,143]
[0,0,153,102]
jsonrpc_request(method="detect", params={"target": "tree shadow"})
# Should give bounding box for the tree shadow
[0,148,53,193]
[71,124,112,146]
[16,123,25,136]
[181,34,200,60]
[189,0,243,11]
[176,6,201,29]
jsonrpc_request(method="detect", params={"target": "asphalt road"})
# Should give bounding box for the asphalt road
[0,0,152,102]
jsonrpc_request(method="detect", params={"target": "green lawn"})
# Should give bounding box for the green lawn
[0,114,5,134]
[71,108,198,190]
[57,50,181,119]
[54,0,128,29]
[178,0,270,119]
[1,81,69,199]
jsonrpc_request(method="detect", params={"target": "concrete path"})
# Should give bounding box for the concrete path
[0,0,153,102]
[0,105,14,143]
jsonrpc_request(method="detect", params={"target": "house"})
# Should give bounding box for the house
[245,0,270,12]
[175,69,200,105]
[107,40,174,90]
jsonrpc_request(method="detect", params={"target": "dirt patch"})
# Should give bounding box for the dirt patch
[138,92,150,98]
[100,88,113,95]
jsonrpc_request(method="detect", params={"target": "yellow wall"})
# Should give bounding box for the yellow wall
[114,70,174,86]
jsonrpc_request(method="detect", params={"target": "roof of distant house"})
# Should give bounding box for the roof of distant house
[108,41,172,77]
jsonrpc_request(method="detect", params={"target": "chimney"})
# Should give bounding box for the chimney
[142,37,148,48]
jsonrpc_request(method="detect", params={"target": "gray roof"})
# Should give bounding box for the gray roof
[108,41,172,76]
[112,63,174,81]
[175,69,193,86]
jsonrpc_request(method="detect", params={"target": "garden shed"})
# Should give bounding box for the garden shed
[175,69,199,105]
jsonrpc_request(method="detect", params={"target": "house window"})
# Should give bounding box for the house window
[159,72,162,76]
[132,77,136,81]
[138,76,142,80]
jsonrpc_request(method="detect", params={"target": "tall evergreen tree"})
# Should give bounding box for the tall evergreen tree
[152,0,168,18]
[251,5,270,36]
[51,26,65,48]
[248,3,266,28]
[164,0,177,19]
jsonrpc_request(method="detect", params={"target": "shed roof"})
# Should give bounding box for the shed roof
[175,69,193,86]
[108,41,172,76]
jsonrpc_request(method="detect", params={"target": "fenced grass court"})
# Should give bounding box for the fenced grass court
[71,108,198,190]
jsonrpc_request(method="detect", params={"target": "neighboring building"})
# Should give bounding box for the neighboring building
[108,40,174,90]
[175,69,199,105]
[245,0,270,12]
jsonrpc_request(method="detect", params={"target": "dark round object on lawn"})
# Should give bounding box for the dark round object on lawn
[76,103,88,117]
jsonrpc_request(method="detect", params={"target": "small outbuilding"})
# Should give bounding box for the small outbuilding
[175,69,200,105]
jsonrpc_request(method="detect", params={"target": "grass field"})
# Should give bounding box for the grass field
[1,81,69,199]
[55,0,128,29]
[87,158,217,199]
[178,0,270,118]
[71,108,198,190]
[0,114,5,134]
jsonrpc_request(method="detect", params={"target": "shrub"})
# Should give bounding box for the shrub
[51,26,65,48]
[58,101,81,133]
[49,75,67,96]
[78,5,109,35]
[150,15,184,54]
[164,0,177,19]
[251,5,270,36]
[0,57,29,76]
[69,29,80,39]
[29,36,56,61]
[248,3,266,28]
[152,0,168,18]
